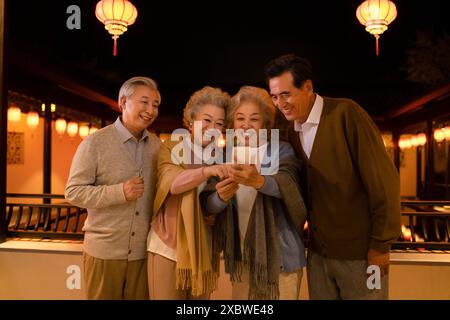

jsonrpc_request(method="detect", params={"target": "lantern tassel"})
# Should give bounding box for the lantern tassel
[375,35,380,57]
[113,36,118,56]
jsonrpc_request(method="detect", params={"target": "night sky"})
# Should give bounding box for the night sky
[7,0,450,128]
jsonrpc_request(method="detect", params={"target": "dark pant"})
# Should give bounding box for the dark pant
[307,250,388,300]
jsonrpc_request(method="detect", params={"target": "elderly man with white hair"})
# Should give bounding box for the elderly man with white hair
[65,76,162,299]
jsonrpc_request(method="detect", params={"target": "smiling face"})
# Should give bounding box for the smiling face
[191,104,225,147]
[268,71,314,123]
[233,101,264,146]
[120,85,160,137]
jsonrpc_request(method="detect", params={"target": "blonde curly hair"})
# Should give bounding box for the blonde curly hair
[227,86,276,129]
[183,86,231,128]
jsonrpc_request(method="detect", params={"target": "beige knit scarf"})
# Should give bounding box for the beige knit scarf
[153,140,218,296]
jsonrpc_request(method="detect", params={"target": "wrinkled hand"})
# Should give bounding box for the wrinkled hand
[229,164,264,189]
[216,177,239,202]
[123,177,144,201]
[367,248,390,277]
[203,164,230,180]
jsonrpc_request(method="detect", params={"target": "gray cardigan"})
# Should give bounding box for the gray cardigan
[65,122,161,260]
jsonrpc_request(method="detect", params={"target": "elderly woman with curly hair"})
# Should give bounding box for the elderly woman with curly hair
[202,86,307,300]
[147,86,231,300]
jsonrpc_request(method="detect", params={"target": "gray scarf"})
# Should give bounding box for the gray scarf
[203,149,306,300]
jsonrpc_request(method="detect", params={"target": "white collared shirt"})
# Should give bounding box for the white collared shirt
[294,94,323,159]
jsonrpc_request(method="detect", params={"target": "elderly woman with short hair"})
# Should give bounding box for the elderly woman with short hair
[147,86,230,300]
[203,86,307,300]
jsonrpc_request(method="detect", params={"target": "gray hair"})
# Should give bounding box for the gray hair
[118,76,160,107]
[228,86,276,129]
[183,86,230,128]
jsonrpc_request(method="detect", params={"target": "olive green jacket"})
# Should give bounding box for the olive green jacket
[288,97,401,259]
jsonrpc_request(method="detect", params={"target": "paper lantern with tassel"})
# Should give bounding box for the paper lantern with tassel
[356,0,397,56]
[95,0,138,56]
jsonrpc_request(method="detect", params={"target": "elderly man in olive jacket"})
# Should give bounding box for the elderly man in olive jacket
[265,54,400,300]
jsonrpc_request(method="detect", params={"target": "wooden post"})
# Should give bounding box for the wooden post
[416,146,422,199]
[43,98,52,204]
[425,117,434,200]
[0,0,8,242]
[392,131,400,172]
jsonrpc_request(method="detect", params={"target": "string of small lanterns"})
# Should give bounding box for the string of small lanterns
[7,104,98,139]
[397,128,450,151]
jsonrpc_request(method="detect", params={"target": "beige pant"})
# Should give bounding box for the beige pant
[307,250,389,300]
[147,252,209,300]
[83,252,149,300]
[232,266,303,300]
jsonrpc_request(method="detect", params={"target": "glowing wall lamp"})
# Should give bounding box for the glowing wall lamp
[444,126,450,141]
[7,105,21,123]
[434,128,445,143]
[26,112,40,130]
[55,118,67,137]
[416,133,427,146]
[67,121,79,138]
[79,124,90,139]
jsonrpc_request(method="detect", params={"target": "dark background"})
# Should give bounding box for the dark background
[7,0,450,127]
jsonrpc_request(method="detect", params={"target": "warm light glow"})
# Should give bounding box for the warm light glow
[356,0,397,35]
[434,128,445,143]
[401,225,412,242]
[79,125,90,139]
[400,133,429,149]
[55,118,67,136]
[89,127,98,135]
[41,104,45,112]
[67,122,79,138]
[51,104,56,113]
[410,135,418,148]
[381,133,393,149]
[356,0,397,56]
[398,136,411,150]
[444,126,450,141]
[8,106,21,123]
[159,133,171,143]
[26,112,40,130]
[218,137,226,148]
[416,133,427,146]
[403,138,412,149]
[95,0,138,56]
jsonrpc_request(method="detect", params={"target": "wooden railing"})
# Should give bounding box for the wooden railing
[2,195,450,250]
[4,193,85,240]
[393,200,450,250]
